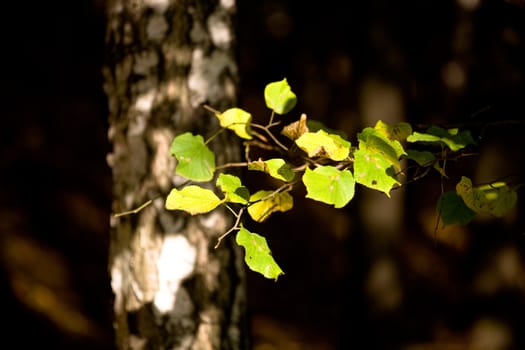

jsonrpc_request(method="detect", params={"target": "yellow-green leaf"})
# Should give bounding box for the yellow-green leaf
[353,148,400,196]
[407,126,476,152]
[295,130,351,161]
[215,108,252,140]
[357,127,406,170]
[247,190,293,222]
[456,176,517,217]
[236,226,284,280]
[165,185,224,214]
[216,173,250,204]
[302,166,355,208]
[264,78,297,115]
[170,132,215,182]
[248,158,295,182]
[374,120,413,142]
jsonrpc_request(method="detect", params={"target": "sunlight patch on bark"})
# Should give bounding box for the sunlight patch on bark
[147,14,168,41]
[208,11,232,49]
[144,0,169,12]
[154,234,197,313]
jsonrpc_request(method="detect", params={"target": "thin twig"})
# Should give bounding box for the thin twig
[251,124,289,151]
[113,199,153,218]
[203,104,221,114]
[215,162,249,170]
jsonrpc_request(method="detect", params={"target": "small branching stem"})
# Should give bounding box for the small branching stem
[251,123,289,151]
[215,207,244,248]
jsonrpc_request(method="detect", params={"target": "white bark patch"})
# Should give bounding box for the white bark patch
[199,210,227,232]
[154,234,196,313]
[110,253,125,313]
[220,0,235,10]
[208,11,232,49]
[134,91,155,114]
[188,49,235,107]
[147,14,168,41]
[144,0,169,12]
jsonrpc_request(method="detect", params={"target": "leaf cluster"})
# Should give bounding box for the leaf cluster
[165,78,519,280]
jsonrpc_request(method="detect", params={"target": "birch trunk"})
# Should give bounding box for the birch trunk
[103,0,247,349]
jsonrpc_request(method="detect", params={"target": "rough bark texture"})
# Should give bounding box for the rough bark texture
[103,0,247,349]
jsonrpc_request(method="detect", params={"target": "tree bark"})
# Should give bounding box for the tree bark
[103,0,247,349]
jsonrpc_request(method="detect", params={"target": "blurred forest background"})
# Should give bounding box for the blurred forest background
[1,0,525,349]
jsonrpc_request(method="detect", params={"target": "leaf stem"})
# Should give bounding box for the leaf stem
[269,110,276,125]
[204,127,226,145]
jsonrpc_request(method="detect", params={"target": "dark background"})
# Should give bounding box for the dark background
[1,0,524,349]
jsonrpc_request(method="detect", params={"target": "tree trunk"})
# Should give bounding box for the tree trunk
[103,1,247,349]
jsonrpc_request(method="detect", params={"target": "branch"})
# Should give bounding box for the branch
[113,199,153,218]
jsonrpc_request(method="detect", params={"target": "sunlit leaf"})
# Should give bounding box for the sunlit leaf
[216,173,250,204]
[357,127,406,170]
[407,126,476,152]
[353,149,400,196]
[374,120,413,142]
[295,130,351,161]
[302,166,355,208]
[264,78,297,115]
[247,190,293,222]
[437,191,476,226]
[215,108,252,139]
[170,132,215,181]
[248,158,296,182]
[165,185,224,214]
[236,226,284,280]
[456,176,517,217]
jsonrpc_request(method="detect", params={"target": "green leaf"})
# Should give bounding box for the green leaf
[247,190,293,223]
[295,130,351,161]
[215,108,252,140]
[407,126,476,152]
[236,226,284,280]
[165,185,224,214]
[357,127,406,170]
[170,132,215,181]
[248,158,296,182]
[437,191,476,226]
[374,120,413,142]
[405,149,436,166]
[353,149,400,196]
[216,173,250,204]
[264,78,297,115]
[302,166,355,208]
[456,176,517,217]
